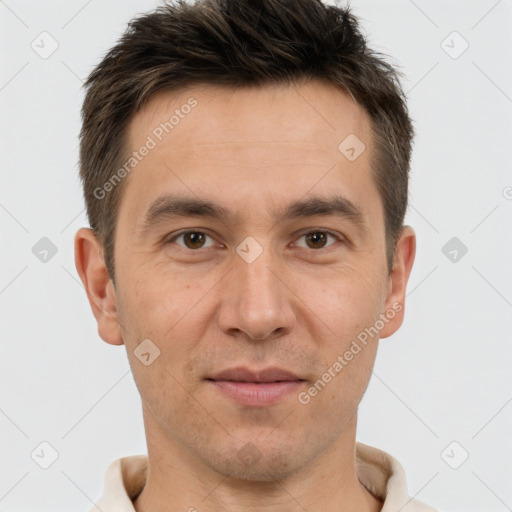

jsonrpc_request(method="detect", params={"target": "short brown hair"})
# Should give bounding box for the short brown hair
[79,0,414,285]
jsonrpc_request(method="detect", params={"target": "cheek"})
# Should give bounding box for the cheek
[297,336,378,437]
[301,263,386,333]
[291,265,383,410]
[115,266,203,388]
[121,260,206,333]
[118,279,202,420]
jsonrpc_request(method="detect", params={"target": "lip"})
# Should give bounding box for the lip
[208,366,302,383]
[207,380,304,406]
[206,367,306,406]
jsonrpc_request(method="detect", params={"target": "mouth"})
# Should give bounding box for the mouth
[205,366,306,406]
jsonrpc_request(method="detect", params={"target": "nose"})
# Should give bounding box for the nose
[217,242,295,342]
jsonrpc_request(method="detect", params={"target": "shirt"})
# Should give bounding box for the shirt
[89,442,438,511]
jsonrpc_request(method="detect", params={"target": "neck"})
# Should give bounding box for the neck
[133,403,381,512]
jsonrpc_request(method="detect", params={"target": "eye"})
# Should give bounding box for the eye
[294,230,341,250]
[167,231,217,250]
[165,229,343,252]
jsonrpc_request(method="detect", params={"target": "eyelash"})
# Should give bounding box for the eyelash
[165,229,344,252]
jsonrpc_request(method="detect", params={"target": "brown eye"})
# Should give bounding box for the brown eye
[183,232,206,249]
[169,231,216,250]
[296,231,339,250]
[305,232,328,249]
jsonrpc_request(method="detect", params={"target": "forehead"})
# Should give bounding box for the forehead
[118,79,378,230]
[129,80,371,153]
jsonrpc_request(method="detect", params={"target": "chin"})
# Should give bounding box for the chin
[201,438,311,483]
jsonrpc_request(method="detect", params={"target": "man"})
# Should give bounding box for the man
[74,0,437,510]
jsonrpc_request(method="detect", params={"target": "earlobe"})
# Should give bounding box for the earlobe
[74,227,124,346]
[379,226,416,339]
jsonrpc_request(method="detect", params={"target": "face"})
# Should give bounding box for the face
[76,79,415,482]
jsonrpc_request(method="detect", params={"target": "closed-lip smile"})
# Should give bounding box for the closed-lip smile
[206,366,306,406]
[207,366,305,383]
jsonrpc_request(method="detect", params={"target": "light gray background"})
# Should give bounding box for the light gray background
[1,1,511,511]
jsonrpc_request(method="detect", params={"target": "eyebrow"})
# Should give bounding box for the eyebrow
[137,193,366,236]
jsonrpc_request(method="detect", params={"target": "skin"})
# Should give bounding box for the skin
[75,78,415,512]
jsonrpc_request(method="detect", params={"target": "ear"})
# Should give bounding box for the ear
[379,225,416,339]
[74,227,124,346]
